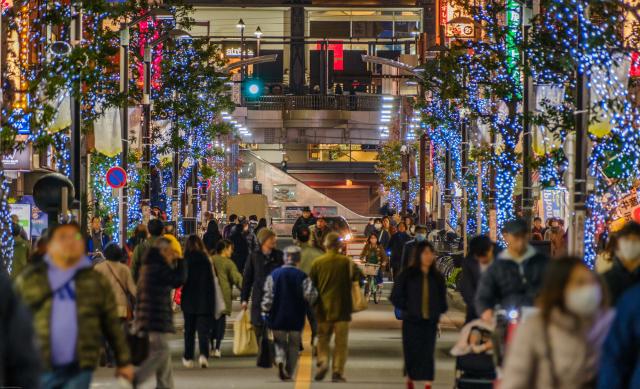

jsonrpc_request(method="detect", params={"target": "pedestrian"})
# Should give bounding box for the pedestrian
[230,220,251,273]
[595,233,617,274]
[400,225,428,271]
[255,218,268,234]
[203,219,222,254]
[360,233,388,287]
[292,207,317,241]
[295,225,323,349]
[134,237,186,388]
[210,239,243,358]
[459,235,494,323]
[223,214,238,239]
[382,216,395,238]
[29,234,48,265]
[364,218,376,237]
[602,221,640,304]
[131,219,165,283]
[10,221,30,279]
[309,232,362,383]
[0,271,41,389]
[181,235,215,368]
[126,224,148,254]
[390,241,448,389]
[544,218,567,257]
[94,243,137,366]
[242,218,260,254]
[502,257,613,389]
[262,246,318,381]
[389,222,411,280]
[372,218,391,249]
[531,216,544,241]
[475,219,550,322]
[14,222,134,388]
[404,216,415,236]
[310,216,330,251]
[87,216,110,254]
[241,228,284,343]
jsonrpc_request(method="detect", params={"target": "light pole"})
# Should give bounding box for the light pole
[141,29,192,215]
[118,7,174,242]
[236,19,246,81]
[254,26,262,78]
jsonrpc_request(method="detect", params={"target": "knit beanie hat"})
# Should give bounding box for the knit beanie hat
[257,228,276,245]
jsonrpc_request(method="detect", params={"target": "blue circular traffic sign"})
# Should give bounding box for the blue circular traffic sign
[106,166,127,189]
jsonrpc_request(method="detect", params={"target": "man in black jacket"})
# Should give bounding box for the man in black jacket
[475,219,549,322]
[388,222,411,279]
[241,228,284,341]
[135,237,186,388]
[602,221,640,304]
[292,207,316,241]
[0,271,40,389]
[459,235,493,323]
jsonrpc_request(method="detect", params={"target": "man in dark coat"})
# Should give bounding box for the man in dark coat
[459,235,493,323]
[400,225,428,270]
[292,207,316,241]
[230,223,251,272]
[135,237,186,388]
[388,222,411,279]
[475,219,549,322]
[241,228,284,341]
[602,222,640,305]
[0,271,41,389]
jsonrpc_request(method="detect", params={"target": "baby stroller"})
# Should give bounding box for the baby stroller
[450,320,496,389]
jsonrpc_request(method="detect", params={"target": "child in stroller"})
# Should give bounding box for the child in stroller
[450,320,496,389]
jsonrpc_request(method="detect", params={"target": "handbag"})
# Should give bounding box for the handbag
[211,262,226,320]
[351,264,368,313]
[256,325,274,369]
[105,262,135,320]
[125,321,149,366]
[233,310,258,356]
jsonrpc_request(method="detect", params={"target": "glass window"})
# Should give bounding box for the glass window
[310,21,350,38]
[352,21,393,38]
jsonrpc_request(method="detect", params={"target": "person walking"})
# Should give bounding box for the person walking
[255,218,268,235]
[371,218,391,250]
[203,219,222,254]
[222,214,238,239]
[310,217,330,251]
[10,221,30,279]
[502,257,613,389]
[241,229,284,343]
[364,218,376,238]
[87,216,111,254]
[309,232,362,383]
[292,207,316,241]
[360,233,388,287]
[459,235,494,323]
[296,225,323,350]
[401,225,428,271]
[531,217,544,241]
[262,246,318,381]
[126,224,148,254]
[180,235,215,368]
[94,243,137,367]
[475,219,549,322]
[134,238,186,388]
[602,221,640,304]
[210,240,243,358]
[0,270,41,389]
[14,222,133,388]
[544,218,568,257]
[389,222,411,280]
[230,221,251,273]
[131,219,165,283]
[390,241,448,389]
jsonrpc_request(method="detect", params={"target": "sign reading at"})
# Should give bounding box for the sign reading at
[106,166,128,189]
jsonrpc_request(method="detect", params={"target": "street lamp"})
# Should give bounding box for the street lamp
[237,19,246,80]
[141,28,192,211]
[254,26,263,76]
[118,7,175,242]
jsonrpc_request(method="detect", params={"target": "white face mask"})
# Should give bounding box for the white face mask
[374,223,382,230]
[616,239,640,263]
[565,284,601,317]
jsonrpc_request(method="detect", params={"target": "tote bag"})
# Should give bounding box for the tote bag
[351,264,368,313]
[212,263,226,320]
[233,310,258,356]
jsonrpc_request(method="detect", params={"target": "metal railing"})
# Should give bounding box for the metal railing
[242,95,383,111]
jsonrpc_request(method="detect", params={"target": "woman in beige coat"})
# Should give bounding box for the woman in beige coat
[501,257,614,389]
[94,243,137,319]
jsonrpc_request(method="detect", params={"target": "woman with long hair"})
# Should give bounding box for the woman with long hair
[501,257,614,389]
[209,239,243,357]
[255,218,268,234]
[390,241,447,389]
[181,235,215,368]
[203,219,222,254]
[360,233,388,286]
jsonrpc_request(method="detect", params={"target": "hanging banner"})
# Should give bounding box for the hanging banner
[541,188,568,222]
[589,53,631,138]
[94,108,122,157]
[532,84,565,155]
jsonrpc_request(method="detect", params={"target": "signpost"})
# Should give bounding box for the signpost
[106,166,127,189]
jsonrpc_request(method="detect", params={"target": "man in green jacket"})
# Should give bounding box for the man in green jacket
[10,222,30,279]
[309,232,361,383]
[15,222,133,388]
[131,218,165,282]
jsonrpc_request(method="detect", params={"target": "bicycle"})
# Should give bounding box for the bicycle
[360,263,382,304]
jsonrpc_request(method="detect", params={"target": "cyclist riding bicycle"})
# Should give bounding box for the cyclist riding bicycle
[360,233,388,288]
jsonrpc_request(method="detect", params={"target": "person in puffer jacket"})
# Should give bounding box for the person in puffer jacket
[475,219,549,322]
[262,246,317,381]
